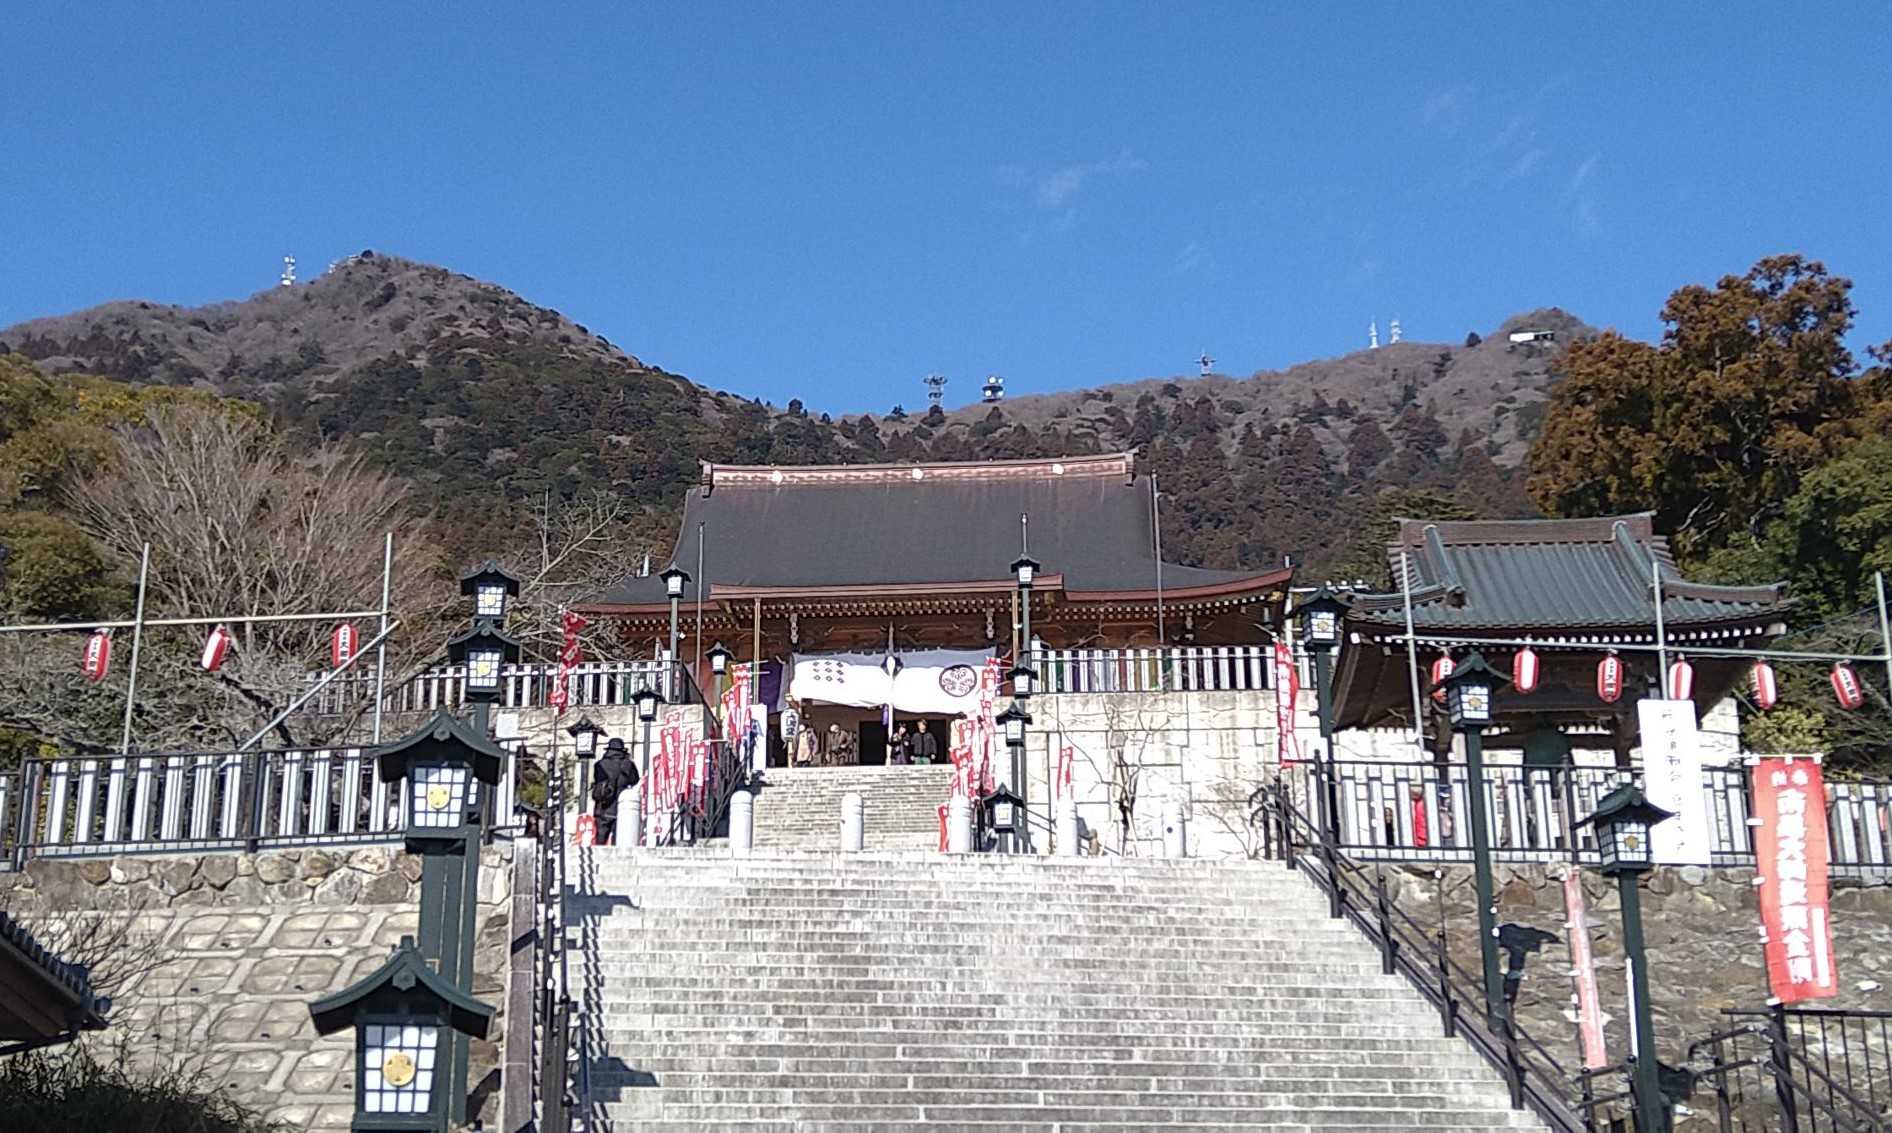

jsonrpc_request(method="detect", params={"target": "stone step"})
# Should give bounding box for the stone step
[612,1103,1544,1127]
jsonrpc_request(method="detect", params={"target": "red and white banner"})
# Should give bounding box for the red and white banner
[1752,758,1837,1003]
[548,609,587,715]
[1563,871,1609,1070]
[1666,656,1695,701]
[82,629,112,682]
[201,624,233,672]
[1272,642,1301,765]
[1055,744,1074,800]
[572,814,597,847]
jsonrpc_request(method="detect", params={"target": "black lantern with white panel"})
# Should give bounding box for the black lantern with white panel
[458,560,520,625]
[1578,784,1675,1133]
[445,620,521,737]
[1010,554,1040,591]
[707,641,732,678]
[1288,584,1351,871]
[566,715,605,761]
[1289,584,1349,654]
[368,711,508,1127]
[1008,663,1038,702]
[1579,783,1673,878]
[308,935,494,1133]
[983,783,1026,854]
[1429,650,1511,1034]
[659,566,691,671]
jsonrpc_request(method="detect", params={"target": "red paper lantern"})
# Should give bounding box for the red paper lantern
[1831,663,1865,711]
[1429,653,1455,703]
[1751,660,1778,711]
[201,624,233,673]
[331,622,359,669]
[1666,656,1695,702]
[81,629,112,683]
[1512,646,1540,695]
[1597,653,1624,704]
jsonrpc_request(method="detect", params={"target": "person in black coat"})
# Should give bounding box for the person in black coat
[592,737,640,846]
[910,720,940,765]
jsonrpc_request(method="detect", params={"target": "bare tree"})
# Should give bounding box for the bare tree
[0,405,453,752]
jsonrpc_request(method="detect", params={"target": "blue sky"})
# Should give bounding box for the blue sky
[4,5,1889,414]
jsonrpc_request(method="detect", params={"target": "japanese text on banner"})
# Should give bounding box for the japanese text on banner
[1752,758,1838,1002]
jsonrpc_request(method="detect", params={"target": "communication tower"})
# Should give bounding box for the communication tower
[1197,352,1215,376]
[924,373,947,408]
[1369,321,1379,350]
[1389,316,1402,344]
[280,255,296,288]
[982,374,1005,402]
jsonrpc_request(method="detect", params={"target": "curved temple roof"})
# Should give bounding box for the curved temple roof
[1345,514,1789,633]
[584,452,1289,610]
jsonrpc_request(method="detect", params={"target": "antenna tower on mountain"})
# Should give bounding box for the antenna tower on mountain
[1197,352,1215,376]
[1369,321,1379,350]
[280,255,296,288]
[924,373,947,408]
[1389,316,1402,344]
[981,374,1005,403]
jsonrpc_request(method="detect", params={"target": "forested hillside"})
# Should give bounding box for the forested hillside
[2,253,1573,578]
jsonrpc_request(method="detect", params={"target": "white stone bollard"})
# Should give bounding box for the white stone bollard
[1162,799,1186,859]
[624,792,645,849]
[840,792,864,852]
[1055,796,1079,857]
[947,795,973,854]
[729,789,754,857]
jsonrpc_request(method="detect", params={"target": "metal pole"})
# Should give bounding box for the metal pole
[693,522,706,677]
[236,620,403,750]
[118,545,152,755]
[372,532,393,744]
[1875,571,1892,705]
[667,594,681,684]
[1399,550,1429,747]
[1619,869,1667,1133]
[1652,556,1668,693]
[1464,725,1506,1033]
[1151,474,1166,687]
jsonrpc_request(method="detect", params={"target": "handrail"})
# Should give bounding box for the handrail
[1252,775,1591,1132]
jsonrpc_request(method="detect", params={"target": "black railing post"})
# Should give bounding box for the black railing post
[1502,1005,1524,1110]
[1768,1003,1801,1133]
[245,752,267,851]
[1277,776,1296,872]
[1435,867,1456,1038]
[1374,863,1396,975]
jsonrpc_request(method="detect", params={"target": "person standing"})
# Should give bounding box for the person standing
[591,737,640,846]
[910,719,939,765]
[889,724,910,765]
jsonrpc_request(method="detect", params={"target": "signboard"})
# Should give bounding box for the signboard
[1636,699,1713,863]
[1752,758,1838,1003]
[1562,871,1609,1069]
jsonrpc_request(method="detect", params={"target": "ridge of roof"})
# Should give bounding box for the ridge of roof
[702,452,1135,489]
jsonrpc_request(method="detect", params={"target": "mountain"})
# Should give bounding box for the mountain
[1,255,1591,576]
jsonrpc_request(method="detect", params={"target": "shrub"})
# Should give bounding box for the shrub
[0,1045,283,1133]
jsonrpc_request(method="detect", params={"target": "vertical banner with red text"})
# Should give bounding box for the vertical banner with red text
[1752,758,1838,1003]
[1562,871,1609,1069]
[1272,641,1301,766]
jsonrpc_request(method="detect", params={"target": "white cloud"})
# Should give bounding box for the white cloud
[999,149,1149,209]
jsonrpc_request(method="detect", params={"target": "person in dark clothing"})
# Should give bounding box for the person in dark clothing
[591,737,640,846]
[910,720,940,765]
[889,725,910,765]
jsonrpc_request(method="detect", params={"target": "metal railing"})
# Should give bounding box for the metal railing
[0,745,521,868]
[1281,760,1892,877]
[1688,1007,1892,1131]
[1251,776,1590,1131]
[301,659,704,716]
[1030,645,1273,694]
[532,755,582,1133]
[653,705,751,849]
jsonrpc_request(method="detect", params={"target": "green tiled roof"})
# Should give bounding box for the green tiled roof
[1347,514,1788,632]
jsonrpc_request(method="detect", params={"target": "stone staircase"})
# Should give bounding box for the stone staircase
[570,848,1550,1131]
[750,765,958,850]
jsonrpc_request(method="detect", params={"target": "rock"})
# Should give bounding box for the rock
[477,862,510,906]
[313,869,363,907]
[172,886,216,907]
[199,856,238,890]
[235,855,256,877]
[1678,864,1708,888]
[77,860,113,886]
[154,858,198,897]
[300,852,338,880]
[220,876,268,905]
[359,871,410,905]
[264,880,309,905]
[255,854,298,885]
[347,847,393,874]
[108,857,151,885]
[397,855,424,883]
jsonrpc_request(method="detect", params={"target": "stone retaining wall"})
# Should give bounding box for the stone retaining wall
[1385,862,1892,1126]
[0,842,516,1131]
